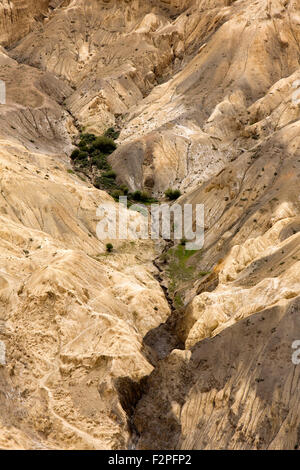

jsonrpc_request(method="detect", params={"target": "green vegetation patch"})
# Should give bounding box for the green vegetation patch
[70,130,158,203]
[71,130,119,191]
[166,244,198,288]
[162,244,209,306]
[165,188,181,200]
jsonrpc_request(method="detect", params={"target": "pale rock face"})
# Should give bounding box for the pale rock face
[134,300,300,450]
[184,224,300,348]
[0,0,50,46]
[0,0,300,450]
[0,16,171,445]
[0,135,170,449]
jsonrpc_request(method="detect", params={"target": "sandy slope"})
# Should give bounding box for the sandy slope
[0,0,300,449]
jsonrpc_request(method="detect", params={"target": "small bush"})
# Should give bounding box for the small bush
[112,189,124,200]
[76,151,89,161]
[120,184,129,195]
[131,190,157,203]
[102,170,117,179]
[70,131,121,194]
[132,190,142,201]
[106,243,113,253]
[90,136,117,155]
[70,149,80,160]
[140,191,151,202]
[79,133,96,144]
[165,188,181,200]
[90,153,110,170]
[77,159,89,168]
[132,190,149,201]
[78,141,89,151]
[94,175,117,190]
[104,127,120,140]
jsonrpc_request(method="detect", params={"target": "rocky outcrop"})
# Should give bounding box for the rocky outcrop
[109,0,300,194]
[0,0,50,46]
[0,130,170,448]
[134,297,300,450]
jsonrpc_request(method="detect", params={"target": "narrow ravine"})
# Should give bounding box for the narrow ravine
[115,240,188,450]
[144,243,185,362]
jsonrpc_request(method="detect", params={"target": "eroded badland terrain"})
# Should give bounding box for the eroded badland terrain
[0,0,300,450]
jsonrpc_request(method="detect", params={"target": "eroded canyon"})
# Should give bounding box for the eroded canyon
[0,0,300,450]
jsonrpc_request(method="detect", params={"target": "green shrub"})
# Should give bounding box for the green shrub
[140,191,151,202]
[132,190,142,201]
[70,132,120,194]
[120,184,129,195]
[76,151,89,161]
[111,189,124,200]
[106,243,113,253]
[102,170,117,179]
[70,149,80,160]
[78,141,89,151]
[131,190,158,203]
[104,127,120,140]
[131,190,157,203]
[79,133,96,144]
[90,136,117,155]
[90,153,110,170]
[165,188,181,200]
[94,175,117,190]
